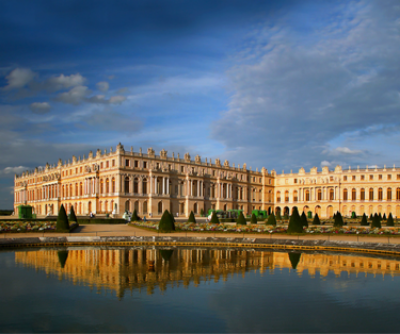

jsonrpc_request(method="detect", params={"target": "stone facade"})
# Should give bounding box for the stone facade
[14,143,273,217]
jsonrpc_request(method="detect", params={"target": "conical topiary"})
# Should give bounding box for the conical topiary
[210,211,220,224]
[68,205,77,222]
[158,210,175,232]
[57,250,69,269]
[237,212,247,225]
[57,204,70,231]
[159,249,174,261]
[276,210,282,220]
[387,213,394,227]
[169,211,176,223]
[301,211,308,228]
[188,211,196,223]
[130,209,140,222]
[371,213,381,228]
[369,213,373,221]
[267,212,277,226]
[360,213,368,226]
[287,207,303,233]
[288,253,302,269]
[312,213,320,225]
[333,211,343,227]
[250,213,257,225]
[383,213,387,220]
[333,213,336,219]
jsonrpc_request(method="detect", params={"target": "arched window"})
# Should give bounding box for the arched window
[143,201,148,214]
[276,191,281,202]
[143,178,147,194]
[352,188,356,201]
[69,184,72,197]
[387,188,392,201]
[361,188,365,200]
[285,191,289,202]
[125,177,130,193]
[194,203,198,214]
[317,189,322,201]
[158,201,163,214]
[100,180,104,194]
[62,185,65,198]
[343,189,348,201]
[106,179,109,193]
[111,178,115,193]
[305,190,310,201]
[329,189,334,200]
[293,190,298,202]
[134,178,139,193]
[79,182,83,196]
[369,188,374,200]
[75,183,78,196]
[134,201,139,212]
[378,188,383,201]
[397,188,400,201]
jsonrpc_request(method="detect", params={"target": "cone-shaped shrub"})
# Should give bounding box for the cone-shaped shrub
[387,213,394,227]
[57,250,69,269]
[158,210,175,232]
[287,207,303,233]
[250,213,257,225]
[288,253,302,269]
[68,205,77,222]
[383,213,387,220]
[301,211,308,228]
[160,249,174,261]
[369,213,373,220]
[210,211,220,224]
[267,212,277,226]
[200,208,204,217]
[333,211,343,227]
[276,210,282,220]
[130,209,140,222]
[379,213,382,220]
[169,211,176,223]
[188,211,196,223]
[371,214,382,228]
[361,213,369,226]
[237,212,247,225]
[57,204,70,231]
[312,213,321,225]
[333,213,336,219]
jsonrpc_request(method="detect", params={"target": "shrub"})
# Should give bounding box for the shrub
[250,213,257,225]
[360,213,369,226]
[68,205,77,222]
[169,211,176,223]
[288,253,302,269]
[333,211,343,227]
[131,209,140,222]
[287,207,303,233]
[276,210,282,220]
[200,208,204,217]
[301,211,308,228]
[371,214,382,228]
[158,210,175,232]
[383,213,387,220]
[56,204,70,231]
[369,213,373,221]
[160,249,174,261]
[188,211,196,223]
[210,211,220,224]
[78,218,126,224]
[267,212,276,226]
[312,213,320,225]
[57,250,69,269]
[387,213,394,226]
[237,212,247,225]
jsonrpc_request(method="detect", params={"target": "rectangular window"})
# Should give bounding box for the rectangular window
[134,160,138,168]
[259,177,262,183]
[112,159,115,167]
[369,175,373,180]
[212,170,215,176]
[62,171,64,176]
[106,161,109,168]
[388,174,392,180]
[361,175,365,180]
[379,174,382,180]
[125,159,130,167]
[181,166,184,173]
[100,162,103,169]
[343,176,347,181]
[294,179,297,184]
[143,161,147,168]
[269,179,271,185]
[75,168,78,173]
[80,167,82,173]
[352,175,356,181]
[397,174,400,180]
[157,163,160,169]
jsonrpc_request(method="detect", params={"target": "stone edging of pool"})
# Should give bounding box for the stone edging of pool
[1,236,400,256]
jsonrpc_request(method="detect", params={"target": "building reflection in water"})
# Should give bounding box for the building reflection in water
[14,248,400,298]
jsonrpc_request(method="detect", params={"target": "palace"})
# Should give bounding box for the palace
[13,143,400,218]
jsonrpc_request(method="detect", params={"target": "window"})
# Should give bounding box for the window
[112,159,115,167]
[75,168,78,173]
[317,189,322,201]
[134,160,138,168]
[343,176,347,181]
[100,162,103,169]
[343,189,348,200]
[369,175,373,180]
[143,161,147,168]
[293,190,298,202]
[294,179,297,184]
[285,191,289,202]
[378,188,383,200]
[379,174,382,180]
[397,188,400,200]
[352,175,356,181]
[80,167,82,173]
[361,188,365,200]
[181,166,184,173]
[352,188,356,200]
[388,174,392,180]
[212,170,215,176]
[125,159,130,167]
[397,174,400,180]
[259,177,262,183]
[269,179,271,184]
[369,188,374,200]
[305,190,310,201]
[387,188,392,200]
[106,161,109,168]
[276,191,281,202]
[62,171,64,176]
[330,176,334,181]
[329,189,334,200]
[361,175,365,180]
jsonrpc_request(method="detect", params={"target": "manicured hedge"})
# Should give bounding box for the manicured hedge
[0,218,57,222]
[0,210,13,216]
[77,218,127,224]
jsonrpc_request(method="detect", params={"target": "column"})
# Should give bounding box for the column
[162,177,165,195]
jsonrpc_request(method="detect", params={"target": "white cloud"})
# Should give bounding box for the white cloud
[55,85,90,105]
[323,147,364,156]
[3,68,36,90]
[109,95,126,104]
[29,102,51,114]
[47,73,86,90]
[96,81,109,92]
[321,161,331,167]
[0,166,28,175]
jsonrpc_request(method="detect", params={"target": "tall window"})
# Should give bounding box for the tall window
[397,187,400,200]
[369,188,374,200]
[378,188,383,201]
[361,188,365,200]
[106,179,109,193]
[329,189,334,200]
[100,180,104,194]
[387,188,392,200]
[125,177,130,193]
[352,188,356,201]
[134,178,139,193]
[112,178,115,193]
[293,190,298,202]
[343,189,348,200]
[276,191,281,202]
[285,191,289,202]
[305,190,310,201]
[317,189,322,201]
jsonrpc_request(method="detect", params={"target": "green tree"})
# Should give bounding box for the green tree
[237,212,247,225]
[210,211,220,224]
[158,210,175,232]
[57,204,70,231]
[250,213,257,225]
[188,211,196,223]
[276,210,282,220]
[68,205,77,222]
[379,212,382,220]
[333,211,343,227]
[287,207,303,233]
[387,213,394,227]
[130,209,140,222]
[312,213,321,225]
[371,213,382,228]
[267,212,277,226]
[169,211,176,223]
[383,213,387,220]
[360,213,369,226]
[369,213,373,220]
[301,211,308,228]
[200,208,204,217]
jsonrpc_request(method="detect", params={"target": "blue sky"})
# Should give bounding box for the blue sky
[1,0,400,208]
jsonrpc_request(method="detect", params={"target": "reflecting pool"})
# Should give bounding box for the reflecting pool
[1,247,400,333]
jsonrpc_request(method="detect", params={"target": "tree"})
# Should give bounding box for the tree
[158,210,175,232]
[276,210,282,220]
[188,211,196,223]
[250,213,257,225]
[301,211,308,228]
[267,212,277,226]
[333,211,343,227]
[360,213,369,226]
[68,205,77,222]
[57,204,70,231]
[200,208,204,217]
[169,211,176,223]
[312,213,321,225]
[371,213,382,228]
[379,212,383,220]
[369,213,373,220]
[387,213,394,227]
[383,213,387,220]
[210,211,220,224]
[237,212,247,225]
[288,253,302,269]
[130,209,140,222]
[57,250,69,269]
[287,207,303,233]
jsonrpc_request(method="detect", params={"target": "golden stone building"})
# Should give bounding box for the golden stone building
[14,143,273,217]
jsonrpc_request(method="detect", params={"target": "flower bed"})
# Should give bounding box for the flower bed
[131,221,400,235]
[0,221,56,233]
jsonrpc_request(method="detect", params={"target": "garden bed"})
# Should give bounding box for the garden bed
[77,218,127,225]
